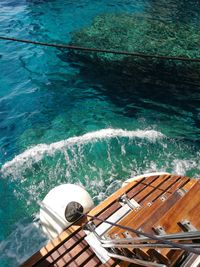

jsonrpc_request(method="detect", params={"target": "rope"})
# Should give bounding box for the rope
[1,36,200,63]
[80,212,200,255]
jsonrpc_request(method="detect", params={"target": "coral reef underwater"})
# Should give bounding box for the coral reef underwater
[69,13,200,87]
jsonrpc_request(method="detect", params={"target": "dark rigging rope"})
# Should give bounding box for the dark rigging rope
[0,36,200,63]
[79,212,200,255]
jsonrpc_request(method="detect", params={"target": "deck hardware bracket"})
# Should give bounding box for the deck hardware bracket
[84,221,96,232]
[113,233,120,239]
[177,188,187,197]
[137,227,147,238]
[153,226,166,235]
[179,219,197,232]
[160,195,167,202]
[119,194,141,210]
[109,233,123,254]
[84,221,102,241]
[123,231,133,239]
[103,233,111,240]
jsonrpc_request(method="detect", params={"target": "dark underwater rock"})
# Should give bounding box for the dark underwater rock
[69,13,200,87]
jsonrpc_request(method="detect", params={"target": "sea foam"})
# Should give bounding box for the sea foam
[1,128,164,177]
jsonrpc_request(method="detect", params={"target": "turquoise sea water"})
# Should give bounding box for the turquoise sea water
[0,0,200,266]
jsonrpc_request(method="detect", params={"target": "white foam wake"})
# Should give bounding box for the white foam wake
[1,128,164,176]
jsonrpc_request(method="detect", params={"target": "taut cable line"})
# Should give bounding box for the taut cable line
[0,36,200,63]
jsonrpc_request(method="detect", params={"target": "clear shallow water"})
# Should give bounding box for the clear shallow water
[0,0,200,266]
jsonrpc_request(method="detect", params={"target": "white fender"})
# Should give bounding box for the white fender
[122,172,170,187]
[40,184,94,239]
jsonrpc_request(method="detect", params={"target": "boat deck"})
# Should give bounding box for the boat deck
[21,174,200,267]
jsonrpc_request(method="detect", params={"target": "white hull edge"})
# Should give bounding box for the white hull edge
[122,172,170,187]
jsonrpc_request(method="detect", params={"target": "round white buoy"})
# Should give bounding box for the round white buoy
[39,184,94,239]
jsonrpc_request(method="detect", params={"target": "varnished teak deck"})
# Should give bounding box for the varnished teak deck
[22,174,200,267]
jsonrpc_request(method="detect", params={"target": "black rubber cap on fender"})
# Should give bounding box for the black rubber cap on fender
[65,201,84,222]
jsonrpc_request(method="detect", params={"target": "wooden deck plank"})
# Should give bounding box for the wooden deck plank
[133,174,172,203]
[140,178,196,235]
[83,258,103,267]
[42,231,86,266]
[108,188,183,237]
[108,176,194,236]
[153,180,200,233]
[108,174,173,236]
[93,175,158,227]
[23,225,84,267]
[65,247,99,267]
[139,175,180,204]
[98,259,122,267]
[39,240,91,267]
[90,177,145,215]
[54,242,90,267]
[21,175,199,267]
[181,178,197,192]
[140,192,182,233]
[107,178,196,266]
[166,176,190,194]
[147,180,197,266]
[125,175,162,201]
